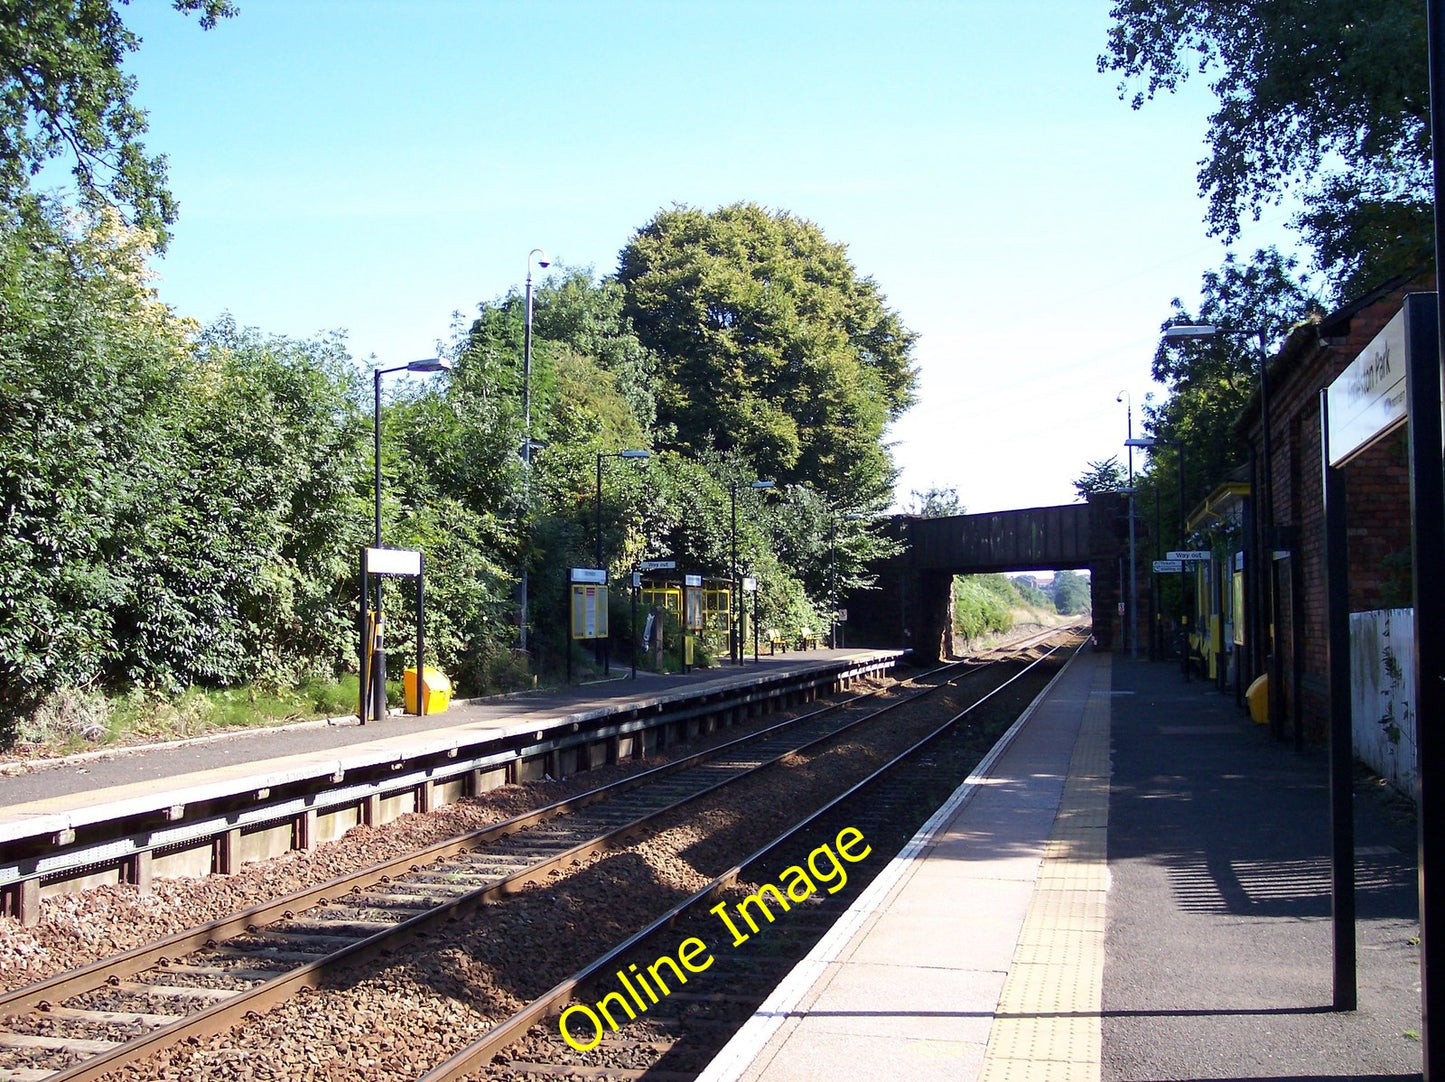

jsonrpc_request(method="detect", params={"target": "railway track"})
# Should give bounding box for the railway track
[0,627,1079,1081]
[421,633,1082,1081]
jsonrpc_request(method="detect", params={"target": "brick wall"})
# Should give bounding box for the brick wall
[1240,280,1426,741]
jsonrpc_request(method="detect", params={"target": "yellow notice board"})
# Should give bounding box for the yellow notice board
[571,584,609,640]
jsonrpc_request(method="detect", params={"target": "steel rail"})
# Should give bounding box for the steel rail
[3,642,1036,1080]
[416,634,1081,1081]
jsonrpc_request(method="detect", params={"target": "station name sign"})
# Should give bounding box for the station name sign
[1326,305,1408,467]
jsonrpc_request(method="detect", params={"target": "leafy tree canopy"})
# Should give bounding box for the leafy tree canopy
[1100,0,1430,297]
[1051,570,1090,615]
[1146,247,1319,512]
[902,485,964,518]
[0,0,235,247]
[618,203,918,505]
[1073,457,1127,500]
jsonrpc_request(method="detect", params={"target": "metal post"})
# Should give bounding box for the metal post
[371,370,386,722]
[1424,13,1445,1070]
[730,483,739,665]
[1406,289,1445,1070]
[520,249,546,655]
[1124,395,1138,659]
[1320,390,1357,1012]
[829,518,838,649]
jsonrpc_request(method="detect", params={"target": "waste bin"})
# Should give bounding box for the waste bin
[403,666,452,715]
[1246,673,1268,725]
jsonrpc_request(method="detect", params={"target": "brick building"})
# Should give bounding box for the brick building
[1233,275,1424,743]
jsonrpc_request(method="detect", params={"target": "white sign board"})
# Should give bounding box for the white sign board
[1326,305,1408,466]
[365,547,422,576]
[684,574,702,587]
[1153,559,1184,573]
[1166,550,1211,562]
[742,576,757,593]
[639,560,676,571]
[570,567,607,584]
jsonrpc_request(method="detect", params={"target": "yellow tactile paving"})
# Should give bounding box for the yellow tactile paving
[978,658,1111,1082]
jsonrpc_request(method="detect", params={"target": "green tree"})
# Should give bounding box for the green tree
[902,485,964,518]
[1,0,236,246]
[1072,457,1126,500]
[0,204,189,716]
[1146,247,1319,517]
[1051,570,1090,615]
[618,203,918,505]
[1100,0,1430,297]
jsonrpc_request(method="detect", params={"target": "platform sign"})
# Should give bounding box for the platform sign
[570,567,607,585]
[684,573,702,587]
[639,559,676,571]
[364,547,422,576]
[742,576,757,593]
[1166,550,1211,562]
[1153,559,1184,573]
[1326,305,1408,467]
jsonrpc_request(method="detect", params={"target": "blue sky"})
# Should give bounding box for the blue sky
[117,0,1298,514]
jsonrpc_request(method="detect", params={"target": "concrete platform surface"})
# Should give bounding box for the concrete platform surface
[697,650,1424,1082]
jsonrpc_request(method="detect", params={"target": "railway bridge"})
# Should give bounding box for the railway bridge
[844,493,1135,659]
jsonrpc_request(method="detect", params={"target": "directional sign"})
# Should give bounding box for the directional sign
[639,560,676,571]
[1152,559,1184,573]
[1166,550,1211,562]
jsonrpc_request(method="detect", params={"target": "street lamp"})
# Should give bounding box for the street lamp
[370,357,452,718]
[1117,390,1139,660]
[593,449,650,672]
[595,450,652,567]
[731,479,774,664]
[828,511,866,649]
[519,247,550,654]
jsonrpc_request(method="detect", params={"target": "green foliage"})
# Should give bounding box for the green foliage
[1051,570,1091,615]
[1073,457,1126,499]
[902,485,964,517]
[1011,576,1054,610]
[618,203,917,504]
[953,574,1017,640]
[0,0,236,247]
[1101,0,1429,297]
[2,207,920,741]
[1143,248,1319,529]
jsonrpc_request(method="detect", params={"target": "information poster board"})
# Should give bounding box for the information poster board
[569,567,608,640]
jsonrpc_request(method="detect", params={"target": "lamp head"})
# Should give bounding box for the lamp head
[406,358,452,373]
[618,449,651,459]
[751,480,775,490]
[1163,324,1218,340]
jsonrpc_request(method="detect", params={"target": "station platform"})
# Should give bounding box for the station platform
[697,650,1424,1082]
[0,648,901,839]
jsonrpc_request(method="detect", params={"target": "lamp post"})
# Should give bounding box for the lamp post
[730,479,774,664]
[1117,390,1139,659]
[370,357,452,719]
[595,449,651,670]
[828,511,866,649]
[1164,323,1273,706]
[519,247,550,654]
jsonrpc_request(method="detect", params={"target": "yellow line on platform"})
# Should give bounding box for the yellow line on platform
[978,657,1111,1082]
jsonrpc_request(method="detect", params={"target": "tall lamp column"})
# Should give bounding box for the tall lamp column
[1117,390,1138,659]
[730,479,774,664]
[519,247,550,654]
[596,449,651,670]
[370,357,452,722]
